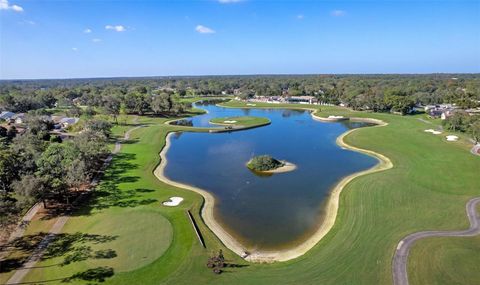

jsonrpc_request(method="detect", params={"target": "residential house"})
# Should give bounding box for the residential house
[428,108,444,118]
[13,113,25,124]
[0,111,15,122]
[287,96,318,104]
[72,98,82,106]
[233,88,242,95]
[441,110,455,120]
[466,108,480,116]
[59,117,79,129]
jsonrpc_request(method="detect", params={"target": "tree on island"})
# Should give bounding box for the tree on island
[247,155,285,171]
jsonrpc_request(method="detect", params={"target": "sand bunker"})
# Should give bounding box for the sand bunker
[328,115,345,119]
[446,135,459,142]
[163,197,184,206]
[246,103,256,106]
[224,120,237,123]
[424,129,442,135]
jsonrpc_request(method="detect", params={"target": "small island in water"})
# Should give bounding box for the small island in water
[246,155,297,173]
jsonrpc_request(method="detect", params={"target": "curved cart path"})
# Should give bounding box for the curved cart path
[392,197,480,285]
[4,122,143,285]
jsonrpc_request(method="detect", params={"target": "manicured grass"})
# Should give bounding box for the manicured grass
[209,116,270,127]
[408,235,480,285]
[3,100,479,285]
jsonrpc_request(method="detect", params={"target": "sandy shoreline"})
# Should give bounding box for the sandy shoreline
[154,133,249,258]
[154,113,393,263]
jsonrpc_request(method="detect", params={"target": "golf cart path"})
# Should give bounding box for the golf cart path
[392,197,480,285]
[4,121,143,285]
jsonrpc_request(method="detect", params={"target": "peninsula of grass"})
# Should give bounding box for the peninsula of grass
[209,116,270,128]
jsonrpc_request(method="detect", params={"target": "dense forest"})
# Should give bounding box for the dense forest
[0,74,479,235]
[1,74,479,114]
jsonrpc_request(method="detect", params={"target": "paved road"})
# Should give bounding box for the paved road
[392,197,480,285]
[5,122,143,285]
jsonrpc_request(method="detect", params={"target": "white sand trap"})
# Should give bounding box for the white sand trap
[224,120,237,123]
[163,197,184,206]
[246,103,256,106]
[425,129,442,135]
[328,115,344,119]
[446,135,459,141]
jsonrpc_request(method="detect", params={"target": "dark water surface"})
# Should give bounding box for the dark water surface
[164,102,378,250]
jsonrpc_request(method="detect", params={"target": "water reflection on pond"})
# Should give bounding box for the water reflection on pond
[164,102,377,250]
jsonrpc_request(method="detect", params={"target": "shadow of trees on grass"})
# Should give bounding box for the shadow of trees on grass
[40,151,156,219]
[63,266,114,283]
[0,133,160,283]
[69,152,158,216]
[73,181,158,216]
[0,232,117,274]
[3,266,115,284]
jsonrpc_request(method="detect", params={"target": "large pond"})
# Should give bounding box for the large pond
[164,102,378,250]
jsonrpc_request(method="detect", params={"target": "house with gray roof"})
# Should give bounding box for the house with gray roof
[0,111,15,122]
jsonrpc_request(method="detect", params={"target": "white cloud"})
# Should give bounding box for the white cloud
[72,47,78,52]
[331,10,346,17]
[297,14,304,20]
[92,38,102,43]
[11,4,21,11]
[105,25,126,32]
[84,28,92,34]
[218,0,243,3]
[0,0,23,12]
[195,25,215,34]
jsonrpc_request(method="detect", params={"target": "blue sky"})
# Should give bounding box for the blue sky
[1,0,479,79]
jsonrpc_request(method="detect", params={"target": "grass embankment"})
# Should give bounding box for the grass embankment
[1,99,479,285]
[209,116,270,128]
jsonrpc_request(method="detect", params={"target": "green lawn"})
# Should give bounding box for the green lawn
[209,116,270,127]
[408,235,480,285]
[1,100,479,285]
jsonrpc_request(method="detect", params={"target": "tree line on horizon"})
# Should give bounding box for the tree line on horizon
[1,74,479,114]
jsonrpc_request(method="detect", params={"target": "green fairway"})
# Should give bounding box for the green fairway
[209,116,270,127]
[2,100,479,285]
[408,235,480,285]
